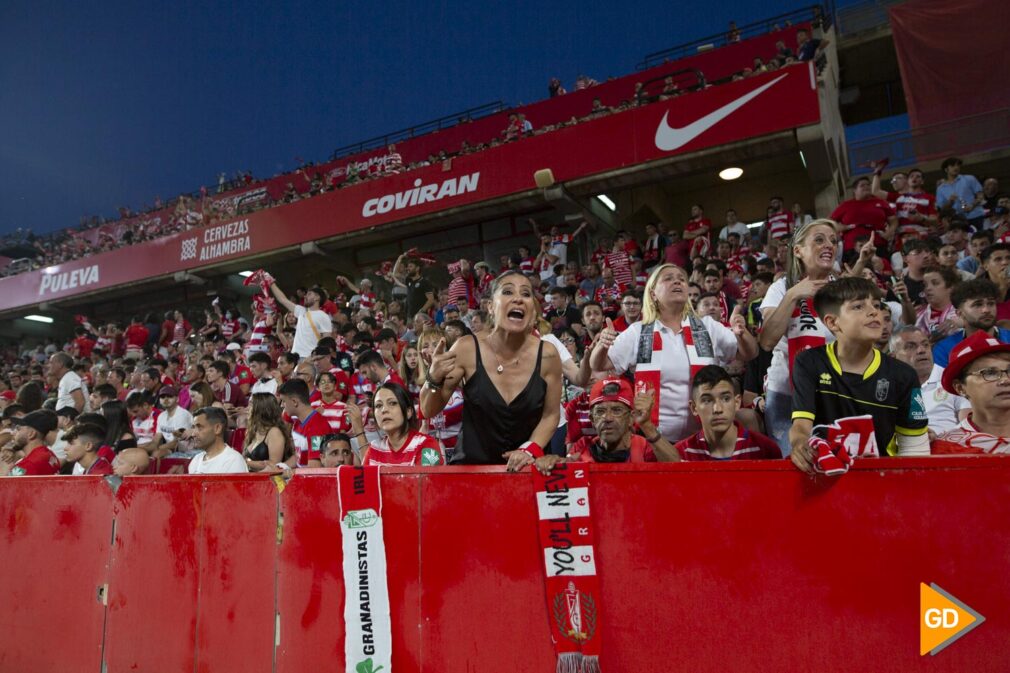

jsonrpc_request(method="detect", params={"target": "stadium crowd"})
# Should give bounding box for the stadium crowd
[1,25,825,279]
[2,155,1009,477]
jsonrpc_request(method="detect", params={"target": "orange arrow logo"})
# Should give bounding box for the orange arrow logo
[920,583,985,655]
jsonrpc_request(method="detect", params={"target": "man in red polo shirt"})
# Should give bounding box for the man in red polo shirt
[830,176,898,252]
[1,410,60,476]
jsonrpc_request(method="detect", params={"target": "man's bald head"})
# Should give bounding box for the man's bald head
[113,448,150,476]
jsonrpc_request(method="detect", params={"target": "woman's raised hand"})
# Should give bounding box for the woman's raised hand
[427,338,455,383]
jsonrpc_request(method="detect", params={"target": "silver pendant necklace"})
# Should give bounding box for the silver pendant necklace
[487,336,519,374]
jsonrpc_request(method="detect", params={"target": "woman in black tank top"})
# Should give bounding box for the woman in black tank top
[420,271,562,469]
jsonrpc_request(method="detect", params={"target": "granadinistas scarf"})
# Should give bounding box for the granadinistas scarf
[337,466,392,673]
[533,463,603,673]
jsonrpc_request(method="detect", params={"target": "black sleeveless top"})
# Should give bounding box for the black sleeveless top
[246,439,269,461]
[452,335,546,464]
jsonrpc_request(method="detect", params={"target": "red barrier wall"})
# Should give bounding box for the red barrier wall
[2,458,1008,672]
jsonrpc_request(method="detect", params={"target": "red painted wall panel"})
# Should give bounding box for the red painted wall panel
[102,477,204,672]
[0,477,113,673]
[194,479,279,673]
[2,458,1008,671]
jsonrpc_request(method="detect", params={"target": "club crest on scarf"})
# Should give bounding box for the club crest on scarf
[553,582,598,644]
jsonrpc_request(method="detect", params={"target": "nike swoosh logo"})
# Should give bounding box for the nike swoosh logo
[654,73,789,152]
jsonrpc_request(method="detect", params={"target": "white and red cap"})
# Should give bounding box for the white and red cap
[588,377,634,408]
[941,331,1010,394]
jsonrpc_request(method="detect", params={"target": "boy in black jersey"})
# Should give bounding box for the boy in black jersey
[789,278,929,473]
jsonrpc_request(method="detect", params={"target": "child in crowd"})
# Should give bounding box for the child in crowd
[789,278,929,474]
[674,366,781,460]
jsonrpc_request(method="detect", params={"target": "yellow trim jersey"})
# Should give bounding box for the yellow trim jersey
[791,343,928,455]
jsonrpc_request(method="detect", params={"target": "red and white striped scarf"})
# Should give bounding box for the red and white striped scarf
[534,464,603,673]
[633,317,715,427]
[786,290,831,379]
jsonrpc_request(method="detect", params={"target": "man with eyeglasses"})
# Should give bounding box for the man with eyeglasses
[932,332,1010,454]
[536,378,671,470]
[612,292,642,332]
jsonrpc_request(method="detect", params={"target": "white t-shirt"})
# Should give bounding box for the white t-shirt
[540,334,571,429]
[156,406,193,443]
[759,277,835,395]
[292,305,332,358]
[922,364,970,435]
[57,370,88,412]
[607,316,738,442]
[187,446,249,474]
[718,222,751,240]
[250,378,278,395]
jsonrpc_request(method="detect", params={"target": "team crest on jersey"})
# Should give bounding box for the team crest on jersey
[10,466,25,476]
[819,373,832,386]
[910,388,928,421]
[933,387,949,402]
[311,436,323,451]
[875,379,890,401]
[420,447,440,466]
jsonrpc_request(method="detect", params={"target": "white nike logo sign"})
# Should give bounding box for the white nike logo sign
[654,73,789,152]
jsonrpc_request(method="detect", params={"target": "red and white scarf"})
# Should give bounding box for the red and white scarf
[337,466,392,673]
[809,415,879,476]
[634,317,714,426]
[534,464,603,673]
[786,297,827,378]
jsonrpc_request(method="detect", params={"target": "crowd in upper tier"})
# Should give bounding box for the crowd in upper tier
[2,155,1008,476]
[0,25,827,278]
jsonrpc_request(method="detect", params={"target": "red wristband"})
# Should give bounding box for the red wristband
[519,441,543,458]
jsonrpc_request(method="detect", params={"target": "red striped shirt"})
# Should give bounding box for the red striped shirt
[364,430,445,467]
[674,423,782,460]
[311,398,353,433]
[766,211,792,240]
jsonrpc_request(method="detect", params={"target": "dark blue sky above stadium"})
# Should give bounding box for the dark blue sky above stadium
[0,0,846,235]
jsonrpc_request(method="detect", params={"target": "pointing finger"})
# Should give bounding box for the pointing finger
[433,338,446,355]
[605,318,615,331]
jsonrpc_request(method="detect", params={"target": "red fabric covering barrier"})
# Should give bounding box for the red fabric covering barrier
[889,0,1010,129]
[0,66,819,313]
[1,458,1009,671]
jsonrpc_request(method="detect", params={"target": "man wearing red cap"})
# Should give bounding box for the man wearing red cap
[932,331,1010,454]
[534,377,673,472]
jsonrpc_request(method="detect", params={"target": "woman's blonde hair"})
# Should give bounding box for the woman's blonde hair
[641,263,696,324]
[786,218,838,288]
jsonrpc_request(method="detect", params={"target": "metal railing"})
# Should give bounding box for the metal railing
[637,5,830,70]
[328,101,508,161]
[848,108,1010,174]
[835,0,904,36]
